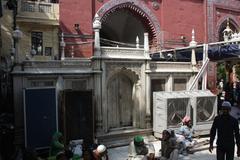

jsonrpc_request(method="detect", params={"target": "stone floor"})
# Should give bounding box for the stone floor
[108,138,240,160]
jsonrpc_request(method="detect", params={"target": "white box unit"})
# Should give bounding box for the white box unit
[185,90,217,135]
[153,90,217,138]
[153,91,191,138]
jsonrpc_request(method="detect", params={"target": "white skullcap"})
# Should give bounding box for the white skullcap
[222,101,231,108]
[97,144,106,153]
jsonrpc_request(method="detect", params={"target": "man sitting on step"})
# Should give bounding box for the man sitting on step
[128,135,155,160]
[159,129,179,160]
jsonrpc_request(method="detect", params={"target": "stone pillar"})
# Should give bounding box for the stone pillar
[144,33,150,58]
[12,27,23,63]
[60,32,66,60]
[189,29,197,68]
[144,33,151,128]
[92,14,103,133]
[94,71,103,133]
[136,36,139,48]
[93,14,101,57]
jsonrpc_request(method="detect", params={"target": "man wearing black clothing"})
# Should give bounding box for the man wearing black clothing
[209,101,240,160]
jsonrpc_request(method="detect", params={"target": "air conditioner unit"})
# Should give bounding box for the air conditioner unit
[186,90,217,135]
[153,91,191,138]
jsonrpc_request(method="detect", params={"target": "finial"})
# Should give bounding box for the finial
[93,14,101,29]
[192,29,195,41]
[189,29,197,47]
[136,36,139,48]
[60,32,66,60]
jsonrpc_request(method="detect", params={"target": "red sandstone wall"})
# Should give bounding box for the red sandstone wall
[161,0,205,49]
[59,0,94,57]
[60,0,206,57]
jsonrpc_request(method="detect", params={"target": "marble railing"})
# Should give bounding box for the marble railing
[150,61,194,72]
[100,47,146,59]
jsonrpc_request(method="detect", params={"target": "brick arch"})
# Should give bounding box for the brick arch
[215,15,240,41]
[96,0,161,45]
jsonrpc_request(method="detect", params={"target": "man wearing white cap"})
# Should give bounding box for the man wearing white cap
[92,144,108,160]
[209,101,240,160]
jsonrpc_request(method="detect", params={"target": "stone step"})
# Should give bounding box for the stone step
[97,128,155,148]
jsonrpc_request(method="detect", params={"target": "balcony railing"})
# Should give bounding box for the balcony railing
[17,0,59,25]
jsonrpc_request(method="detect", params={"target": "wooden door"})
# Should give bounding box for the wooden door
[63,90,93,145]
[107,74,133,130]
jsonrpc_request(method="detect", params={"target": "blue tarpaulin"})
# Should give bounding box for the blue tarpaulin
[208,44,240,61]
[150,44,240,62]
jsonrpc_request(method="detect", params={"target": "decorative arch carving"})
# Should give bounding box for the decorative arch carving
[215,15,240,41]
[96,0,161,45]
[106,65,140,85]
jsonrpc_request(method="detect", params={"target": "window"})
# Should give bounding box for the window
[31,32,43,55]
[173,78,187,91]
[151,79,166,92]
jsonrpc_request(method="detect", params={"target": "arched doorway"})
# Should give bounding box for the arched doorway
[107,73,133,130]
[100,8,153,47]
[96,1,161,48]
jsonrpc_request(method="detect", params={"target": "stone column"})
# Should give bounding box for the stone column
[136,36,139,48]
[144,33,150,58]
[60,32,66,60]
[92,14,103,133]
[93,14,101,57]
[144,33,151,128]
[189,29,197,68]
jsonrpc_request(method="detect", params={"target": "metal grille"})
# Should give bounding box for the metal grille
[167,98,189,127]
[196,97,215,123]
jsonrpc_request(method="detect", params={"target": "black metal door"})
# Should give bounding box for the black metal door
[63,90,93,145]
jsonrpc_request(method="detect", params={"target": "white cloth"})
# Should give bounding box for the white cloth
[72,144,83,157]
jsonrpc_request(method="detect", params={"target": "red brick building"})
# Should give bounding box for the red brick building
[59,0,206,57]
[58,0,239,94]
[55,0,240,144]
[59,0,240,55]
[5,0,240,149]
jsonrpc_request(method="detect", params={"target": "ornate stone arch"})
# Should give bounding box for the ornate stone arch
[95,0,161,46]
[215,15,240,41]
[106,67,140,86]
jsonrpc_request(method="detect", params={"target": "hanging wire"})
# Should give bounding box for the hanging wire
[100,38,144,48]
